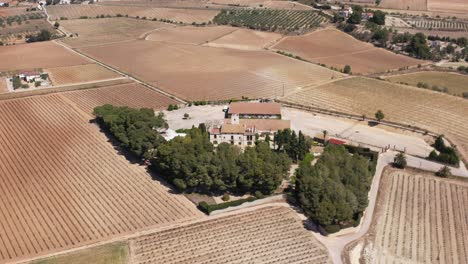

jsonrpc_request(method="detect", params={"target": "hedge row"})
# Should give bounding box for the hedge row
[198,197,256,214]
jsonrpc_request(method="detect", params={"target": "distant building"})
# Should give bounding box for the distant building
[225,102,282,119]
[339,5,353,18]
[19,71,41,82]
[210,102,290,147]
[361,12,374,20]
[59,0,70,4]
[0,2,8,7]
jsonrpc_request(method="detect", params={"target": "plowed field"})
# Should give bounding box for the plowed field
[379,0,428,11]
[0,94,202,264]
[132,206,332,264]
[60,18,174,48]
[282,77,468,163]
[0,78,7,94]
[428,0,468,14]
[272,28,423,74]
[0,41,91,72]
[205,28,282,50]
[78,40,344,100]
[61,82,178,114]
[145,25,237,45]
[45,64,121,86]
[46,5,219,23]
[345,169,468,264]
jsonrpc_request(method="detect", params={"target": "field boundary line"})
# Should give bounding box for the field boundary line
[53,40,187,104]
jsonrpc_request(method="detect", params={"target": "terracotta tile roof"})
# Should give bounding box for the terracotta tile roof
[210,128,221,135]
[228,102,281,116]
[221,124,246,134]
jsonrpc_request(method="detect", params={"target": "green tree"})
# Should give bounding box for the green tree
[343,65,352,74]
[406,33,432,60]
[436,166,451,178]
[54,21,60,28]
[347,12,361,24]
[393,152,407,169]
[369,10,386,25]
[375,110,385,123]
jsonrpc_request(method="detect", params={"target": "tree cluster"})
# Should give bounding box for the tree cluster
[152,128,291,195]
[93,105,167,160]
[405,33,432,60]
[273,129,311,162]
[26,30,52,43]
[295,145,374,231]
[428,135,459,166]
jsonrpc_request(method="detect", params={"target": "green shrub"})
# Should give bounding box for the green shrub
[323,225,341,234]
[198,197,256,214]
[221,193,230,201]
[34,81,41,87]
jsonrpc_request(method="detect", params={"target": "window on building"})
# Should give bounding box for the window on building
[231,135,234,140]
[238,142,242,145]
[230,141,234,145]
[214,135,217,139]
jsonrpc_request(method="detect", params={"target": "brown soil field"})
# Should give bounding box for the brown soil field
[260,1,313,10]
[61,82,178,114]
[282,77,468,163]
[428,0,468,14]
[98,0,212,8]
[78,40,344,100]
[345,168,468,264]
[385,71,468,96]
[379,0,428,11]
[145,25,236,45]
[272,28,423,74]
[0,7,28,16]
[131,206,332,264]
[60,18,174,48]
[45,64,121,86]
[205,28,283,50]
[0,78,8,94]
[0,41,91,72]
[46,5,219,23]
[0,93,202,264]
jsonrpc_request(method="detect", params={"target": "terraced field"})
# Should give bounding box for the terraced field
[46,5,219,23]
[131,206,331,264]
[281,77,468,163]
[60,18,174,48]
[214,9,327,32]
[61,82,178,114]
[45,64,121,86]
[0,94,202,264]
[78,40,344,100]
[345,169,468,264]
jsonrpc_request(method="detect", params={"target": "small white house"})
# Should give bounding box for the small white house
[19,71,41,82]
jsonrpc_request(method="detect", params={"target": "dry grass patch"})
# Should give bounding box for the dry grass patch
[385,71,468,96]
[60,18,174,48]
[205,28,282,50]
[145,25,236,45]
[32,242,128,264]
[78,40,344,100]
[273,28,423,74]
[131,206,331,264]
[46,5,219,23]
[282,77,468,163]
[61,82,178,114]
[345,168,468,264]
[0,94,202,264]
[45,64,121,86]
[0,41,91,72]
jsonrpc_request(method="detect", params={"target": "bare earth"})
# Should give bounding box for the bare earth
[0,94,202,264]
[379,0,428,11]
[60,18,174,48]
[205,28,283,50]
[427,0,468,13]
[345,168,468,264]
[45,64,121,86]
[146,25,237,45]
[46,5,219,23]
[282,76,468,164]
[0,41,91,72]
[131,206,332,264]
[60,82,178,114]
[272,28,423,74]
[78,40,344,100]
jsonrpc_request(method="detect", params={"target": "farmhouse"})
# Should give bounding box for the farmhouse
[19,71,41,82]
[339,5,353,18]
[225,102,282,119]
[211,102,290,146]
